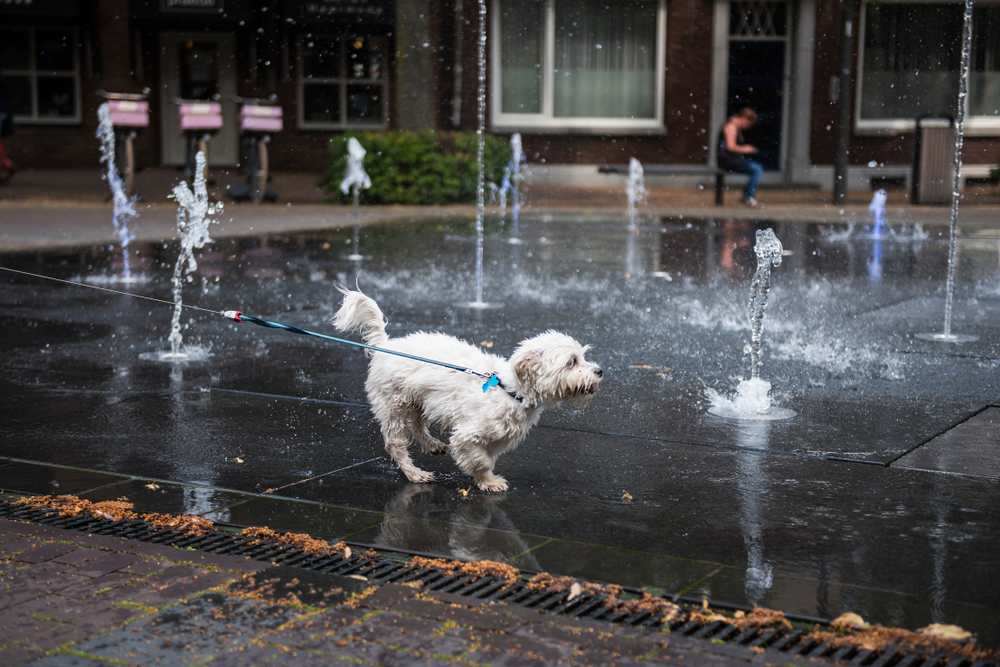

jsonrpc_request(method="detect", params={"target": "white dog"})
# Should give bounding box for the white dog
[333,289,603,492]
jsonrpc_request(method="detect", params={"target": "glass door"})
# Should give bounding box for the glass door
[726,1,790,172]
[159,32,238,166]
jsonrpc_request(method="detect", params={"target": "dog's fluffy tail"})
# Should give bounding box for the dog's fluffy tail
[332,288,388,347]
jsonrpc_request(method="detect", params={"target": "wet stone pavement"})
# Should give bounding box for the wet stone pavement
[4,517,754,666]
[1,215,999,644]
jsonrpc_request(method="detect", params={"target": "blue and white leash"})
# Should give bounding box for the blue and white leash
[0,266,520,400]
[223,310,516,398]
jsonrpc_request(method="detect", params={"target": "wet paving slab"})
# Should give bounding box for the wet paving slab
[0,461,126,497]
[2,214,1000,643]
[892,406,1000,479]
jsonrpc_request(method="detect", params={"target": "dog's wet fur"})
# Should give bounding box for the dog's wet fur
[333,289,603,492]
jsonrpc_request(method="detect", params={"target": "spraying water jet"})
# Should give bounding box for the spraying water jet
[626,158,646,230]
[707,228,795,421]
[90,103,144,285]
[340,137,372,262]
[141,151,221,363]
[459,0,501,310]
[499,133,527,245]
[916,0,979,344]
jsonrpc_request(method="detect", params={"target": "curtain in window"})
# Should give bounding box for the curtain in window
[970,6,1000,117]
[500,0,544,113]
[553,0,657,119]
[861,3,999,120]
[861,3,962,120]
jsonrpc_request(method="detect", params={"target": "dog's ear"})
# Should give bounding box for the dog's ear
[513,349,542,385]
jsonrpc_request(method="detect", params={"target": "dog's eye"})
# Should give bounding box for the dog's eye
[566,356,578,368]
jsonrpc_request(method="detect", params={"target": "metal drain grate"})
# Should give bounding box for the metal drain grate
[0,500,993,667]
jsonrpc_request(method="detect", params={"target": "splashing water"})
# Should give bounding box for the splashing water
[95,103,139,283]
[918,0,979,344]
[708,228,795,420]
[819,221,856,242]
[146,152,221,362]
[820,190,927,243]
[340,137,372,262]
[626,158,647,229]
[888,222,929,242]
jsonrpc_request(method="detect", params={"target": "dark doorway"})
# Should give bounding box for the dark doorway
[727,41,785,171]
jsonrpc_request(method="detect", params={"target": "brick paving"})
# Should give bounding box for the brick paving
[0,518,802,666]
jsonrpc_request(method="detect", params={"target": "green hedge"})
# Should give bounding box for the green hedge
[324,131,511,205]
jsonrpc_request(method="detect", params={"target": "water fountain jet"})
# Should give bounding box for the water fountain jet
[340,137,372,262]
[869,189,888,239]
[916,0,979,344]
[707,228,795,421]
[459,0,501,310]
[626,158,647,230]
[90,103,145,285]
[141,151,221,363]
[499,133,527,245]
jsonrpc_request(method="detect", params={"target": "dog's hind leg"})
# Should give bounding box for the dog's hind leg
[381,415,435,484]
[408,412,448,456]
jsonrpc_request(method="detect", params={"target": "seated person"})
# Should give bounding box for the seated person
[718,107,764,207]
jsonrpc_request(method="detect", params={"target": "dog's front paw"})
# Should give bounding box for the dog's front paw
[476,475,509,494]
[404,468,435,484]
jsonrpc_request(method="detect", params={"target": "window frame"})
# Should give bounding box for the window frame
[855,0,1000,136]
[296,33,389,131]
[490,0,667,132]
[0,26,82,126]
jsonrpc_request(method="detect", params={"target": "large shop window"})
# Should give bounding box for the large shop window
[859,1,1000,132]
[0,27,80,125]
[299,34,387,129]
[492,0,665,130]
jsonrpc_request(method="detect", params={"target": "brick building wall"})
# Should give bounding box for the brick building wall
[2,0,996,177]
[449,0,714,167]
[810,0,999,168]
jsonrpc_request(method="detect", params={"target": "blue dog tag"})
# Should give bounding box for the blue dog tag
[482,373,501,393]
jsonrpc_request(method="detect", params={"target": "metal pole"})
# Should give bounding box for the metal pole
[832,1,856,205]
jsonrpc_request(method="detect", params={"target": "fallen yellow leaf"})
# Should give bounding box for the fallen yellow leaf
[918,624,972,642]
[831,612,870,631]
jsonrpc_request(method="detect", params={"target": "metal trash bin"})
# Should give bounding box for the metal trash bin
[911,116,955,205]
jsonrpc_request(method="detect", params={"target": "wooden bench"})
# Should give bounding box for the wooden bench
[597,164,745,206]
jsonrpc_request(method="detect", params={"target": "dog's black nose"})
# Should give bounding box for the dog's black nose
[595,366,604,377]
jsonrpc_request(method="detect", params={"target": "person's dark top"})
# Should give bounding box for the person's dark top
[717,125,744,161]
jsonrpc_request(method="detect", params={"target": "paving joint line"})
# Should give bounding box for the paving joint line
[883,404,993,467]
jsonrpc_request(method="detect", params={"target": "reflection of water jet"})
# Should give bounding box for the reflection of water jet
[735,420,773,605]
